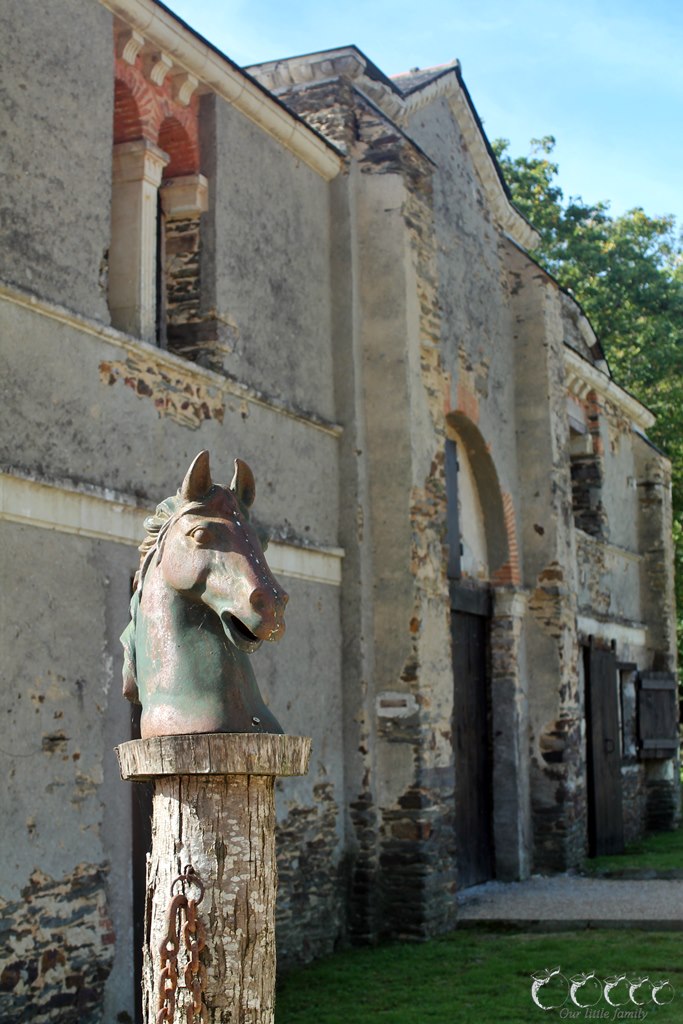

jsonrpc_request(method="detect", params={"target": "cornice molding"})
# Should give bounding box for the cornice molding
[249,49,405,122]
[564,345,655,430]
[101,0,343,181]
[400,70,539,250]
[0,470,343,586]
[576,613,647,649]
[445,83,539,250]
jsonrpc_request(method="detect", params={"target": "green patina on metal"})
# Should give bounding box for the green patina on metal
[121,450,287,737]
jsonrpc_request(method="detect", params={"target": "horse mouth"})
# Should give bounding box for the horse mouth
[221,612,263,653]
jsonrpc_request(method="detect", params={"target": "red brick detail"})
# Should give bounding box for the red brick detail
[456,381,479,425]
[114,55,199,175]
[113,79,142,143]
[491,491,521,585]
[585,389,604,456]
[158,117,196,178]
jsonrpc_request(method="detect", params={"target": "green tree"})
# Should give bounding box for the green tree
[493,136,683,660]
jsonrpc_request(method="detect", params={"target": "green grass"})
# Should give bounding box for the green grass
[277,930,683,1023]
[583,826,683,876]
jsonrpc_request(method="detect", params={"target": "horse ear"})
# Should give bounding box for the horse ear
[230,458,255,508]
[180,450,213,501]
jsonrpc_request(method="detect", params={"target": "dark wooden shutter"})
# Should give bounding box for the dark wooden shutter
[638,672,679,759]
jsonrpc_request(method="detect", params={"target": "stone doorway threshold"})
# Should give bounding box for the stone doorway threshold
[456,874,683,930]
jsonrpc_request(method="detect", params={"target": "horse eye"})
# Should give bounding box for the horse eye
[190,527,211,544]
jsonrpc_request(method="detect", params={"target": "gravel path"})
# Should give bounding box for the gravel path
[456,874,683,929]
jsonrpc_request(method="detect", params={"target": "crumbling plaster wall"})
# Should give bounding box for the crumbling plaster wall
[404,97,524,512]
[0,523,137,1021]
[0,0,113,322]
[1,16,348,1004]
[0,300,340,550]
[200,94,336,421]
[257,81,411,940]
[402,95,534,884]
[353,167,430,937]
[593,394,640,551]
[297,85,459,937]
[324,154,384,943]
[505,244,586,871]
[0,297,348,1003]
[570,365,678,840]
[571,379,644,629]
[635,437,677,668]
[632,433,678,858]
[329,82,536,935]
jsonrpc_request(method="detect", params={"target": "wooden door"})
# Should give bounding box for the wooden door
[452,599,494,887]
[446,438,494,887]
[585,643,624,857]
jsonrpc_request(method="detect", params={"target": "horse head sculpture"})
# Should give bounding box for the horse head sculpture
[121,450,287,738]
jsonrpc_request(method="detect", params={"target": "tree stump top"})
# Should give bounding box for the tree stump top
[115,732,311,780]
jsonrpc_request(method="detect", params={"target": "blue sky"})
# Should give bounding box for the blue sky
[165,0,683,231]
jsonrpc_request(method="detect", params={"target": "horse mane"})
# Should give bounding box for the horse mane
[135,493,185,591]
[122,492,203,702]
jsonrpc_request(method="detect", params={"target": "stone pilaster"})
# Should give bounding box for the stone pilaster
[109,139,169,343]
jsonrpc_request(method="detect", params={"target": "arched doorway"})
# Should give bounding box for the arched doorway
[446,416,509,887]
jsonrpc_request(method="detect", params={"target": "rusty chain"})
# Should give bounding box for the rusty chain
[157,866,208,1024]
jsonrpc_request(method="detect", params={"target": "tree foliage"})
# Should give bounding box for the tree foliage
[494,136,683,657]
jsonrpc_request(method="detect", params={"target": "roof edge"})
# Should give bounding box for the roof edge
[564,345,655,431]
[401,64,540,250]
[248,44,404,97]
[100,0,344,180]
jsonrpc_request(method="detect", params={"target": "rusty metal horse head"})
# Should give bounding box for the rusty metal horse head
[121,451,287,737]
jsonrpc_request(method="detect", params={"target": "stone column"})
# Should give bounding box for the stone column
[116,733,310,1024]
[109,139,169,342]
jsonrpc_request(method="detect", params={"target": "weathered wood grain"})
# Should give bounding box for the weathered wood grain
[116,733,311,1023]
[116,732,311,780]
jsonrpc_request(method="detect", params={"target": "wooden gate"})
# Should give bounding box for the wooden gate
[451,588,494,887]
[585,642,624,857]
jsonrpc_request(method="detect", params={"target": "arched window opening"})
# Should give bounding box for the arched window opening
[445,412,510,582]
[109,80,169,341]
[108,82,206,349]
[113,79,142,144]
[158,116,198,178]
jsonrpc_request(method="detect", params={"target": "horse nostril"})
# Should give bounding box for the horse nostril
[250,588,268,614]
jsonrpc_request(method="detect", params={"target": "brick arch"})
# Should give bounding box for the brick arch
[446,411,518,584]
[158,116,199,178]
[114,78,142,144]
[114,57,200,163]
[114,63,161,141]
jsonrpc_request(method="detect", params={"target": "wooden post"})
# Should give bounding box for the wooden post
[116,732,311,1024]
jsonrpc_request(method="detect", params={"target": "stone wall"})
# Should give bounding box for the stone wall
[0,5,347,1011]
[0,866,116,1024]
[0,0,113,322]
[204,95,336,421]
[506,247,587,872]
